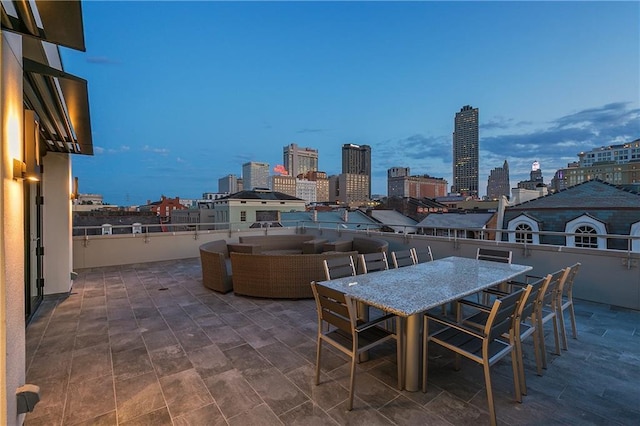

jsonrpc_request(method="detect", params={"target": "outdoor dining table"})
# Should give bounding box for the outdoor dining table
[319,255,533,391]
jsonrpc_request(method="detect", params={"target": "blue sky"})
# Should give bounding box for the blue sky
[62,1,640,206]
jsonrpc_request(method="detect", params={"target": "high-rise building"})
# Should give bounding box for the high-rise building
[218,174,239,194]
[329,173,369,205]
[578,139,640,166]
[387,167,448,198]
[518,161,546,190]
[242,162,269,190]
[486,160,510,200]
[452,105,479,198]
[283,143,318,177]
[342,143,371,199]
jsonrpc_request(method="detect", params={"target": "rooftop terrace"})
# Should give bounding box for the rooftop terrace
[24,258,639,425]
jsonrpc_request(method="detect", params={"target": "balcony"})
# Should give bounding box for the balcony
[25,226,639,424]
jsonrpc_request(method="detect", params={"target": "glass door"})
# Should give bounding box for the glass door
[24,179,44,322]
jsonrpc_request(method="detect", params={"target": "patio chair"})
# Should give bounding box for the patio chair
[357,252,389,274]
[459,275,550,396]
[423,287,527,426]
[412,246,433,263]
[323,256,356,281]
[310,282,403,410]
[476,248,513,303]
[557,262,581,350]
[476,248,513,263]
[537,267,567,369]
[391,249,416,268]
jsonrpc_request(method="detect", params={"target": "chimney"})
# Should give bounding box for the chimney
[312,209,318,222]
[341,209,348,222]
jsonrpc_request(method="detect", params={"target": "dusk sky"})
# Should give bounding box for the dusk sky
[61,1,640,206]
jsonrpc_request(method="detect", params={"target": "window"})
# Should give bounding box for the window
[565,215,607,249]
[507,214,540,244]
[240,211,246,222]
[515,223,533,243]
[574,225,598,248]
[631,221,640,253]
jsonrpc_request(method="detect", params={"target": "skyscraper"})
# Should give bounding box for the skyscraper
[342,143,371,199]
[452,105,479,198]
[242,162,269,190]
[486,160,510,200]
[283,143,318,177]
[218,174,239,194]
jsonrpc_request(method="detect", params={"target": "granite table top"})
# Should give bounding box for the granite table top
[319,256,532,317]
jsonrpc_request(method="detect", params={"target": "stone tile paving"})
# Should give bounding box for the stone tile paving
[24,258,640,425]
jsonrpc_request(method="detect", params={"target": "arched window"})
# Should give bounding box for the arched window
[507,214,540,244]
[566,215,607,249]
[631,221,640,252]
[574,225,598,248]
[515,223,533,243]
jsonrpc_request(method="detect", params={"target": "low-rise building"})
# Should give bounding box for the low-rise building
[503,179,640,251]
[212,188,306,228]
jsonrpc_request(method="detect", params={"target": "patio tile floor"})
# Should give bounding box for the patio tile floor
[24,258,640,425]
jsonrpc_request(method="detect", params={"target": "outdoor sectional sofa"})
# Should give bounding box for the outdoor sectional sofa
[199,235,389,298]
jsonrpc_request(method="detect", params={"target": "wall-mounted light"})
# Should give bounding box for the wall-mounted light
[13,158,26,180]
[70,176,79,200]
[23,110,42,181]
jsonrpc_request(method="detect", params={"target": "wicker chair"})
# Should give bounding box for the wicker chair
[199,240,233,293]
[231,251,357,298]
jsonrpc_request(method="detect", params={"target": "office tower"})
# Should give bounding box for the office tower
[218,174,239,194]
[387,167,448,198]
[452,105,479,198]
[329,173,369,205]
[269,175,297,197]
[242,162,269,190]
[486,160,510,200]
[283,143,318,177]
[342,143,371,199]
[517,161,546,190]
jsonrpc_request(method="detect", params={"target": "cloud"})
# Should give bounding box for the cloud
[369,101,639,192]
[176,157,186,163]
[105,145,131,154]
[296,128,326,134]
[94,146,105,154]
[482,117,515,130]
[86,56,120,65]
[143,145,170,154]
[481,102,640,161]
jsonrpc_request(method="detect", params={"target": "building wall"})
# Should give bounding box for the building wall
[242,162,269,190]
[42,153,73,294]
[560,162,640,187]
[1,29,27,426]
[269,175,296,197]
[336,173,369,205]
[295,179,317,203]
[388,175,447,198]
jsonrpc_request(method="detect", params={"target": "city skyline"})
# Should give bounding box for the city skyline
[61,1,640,205]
